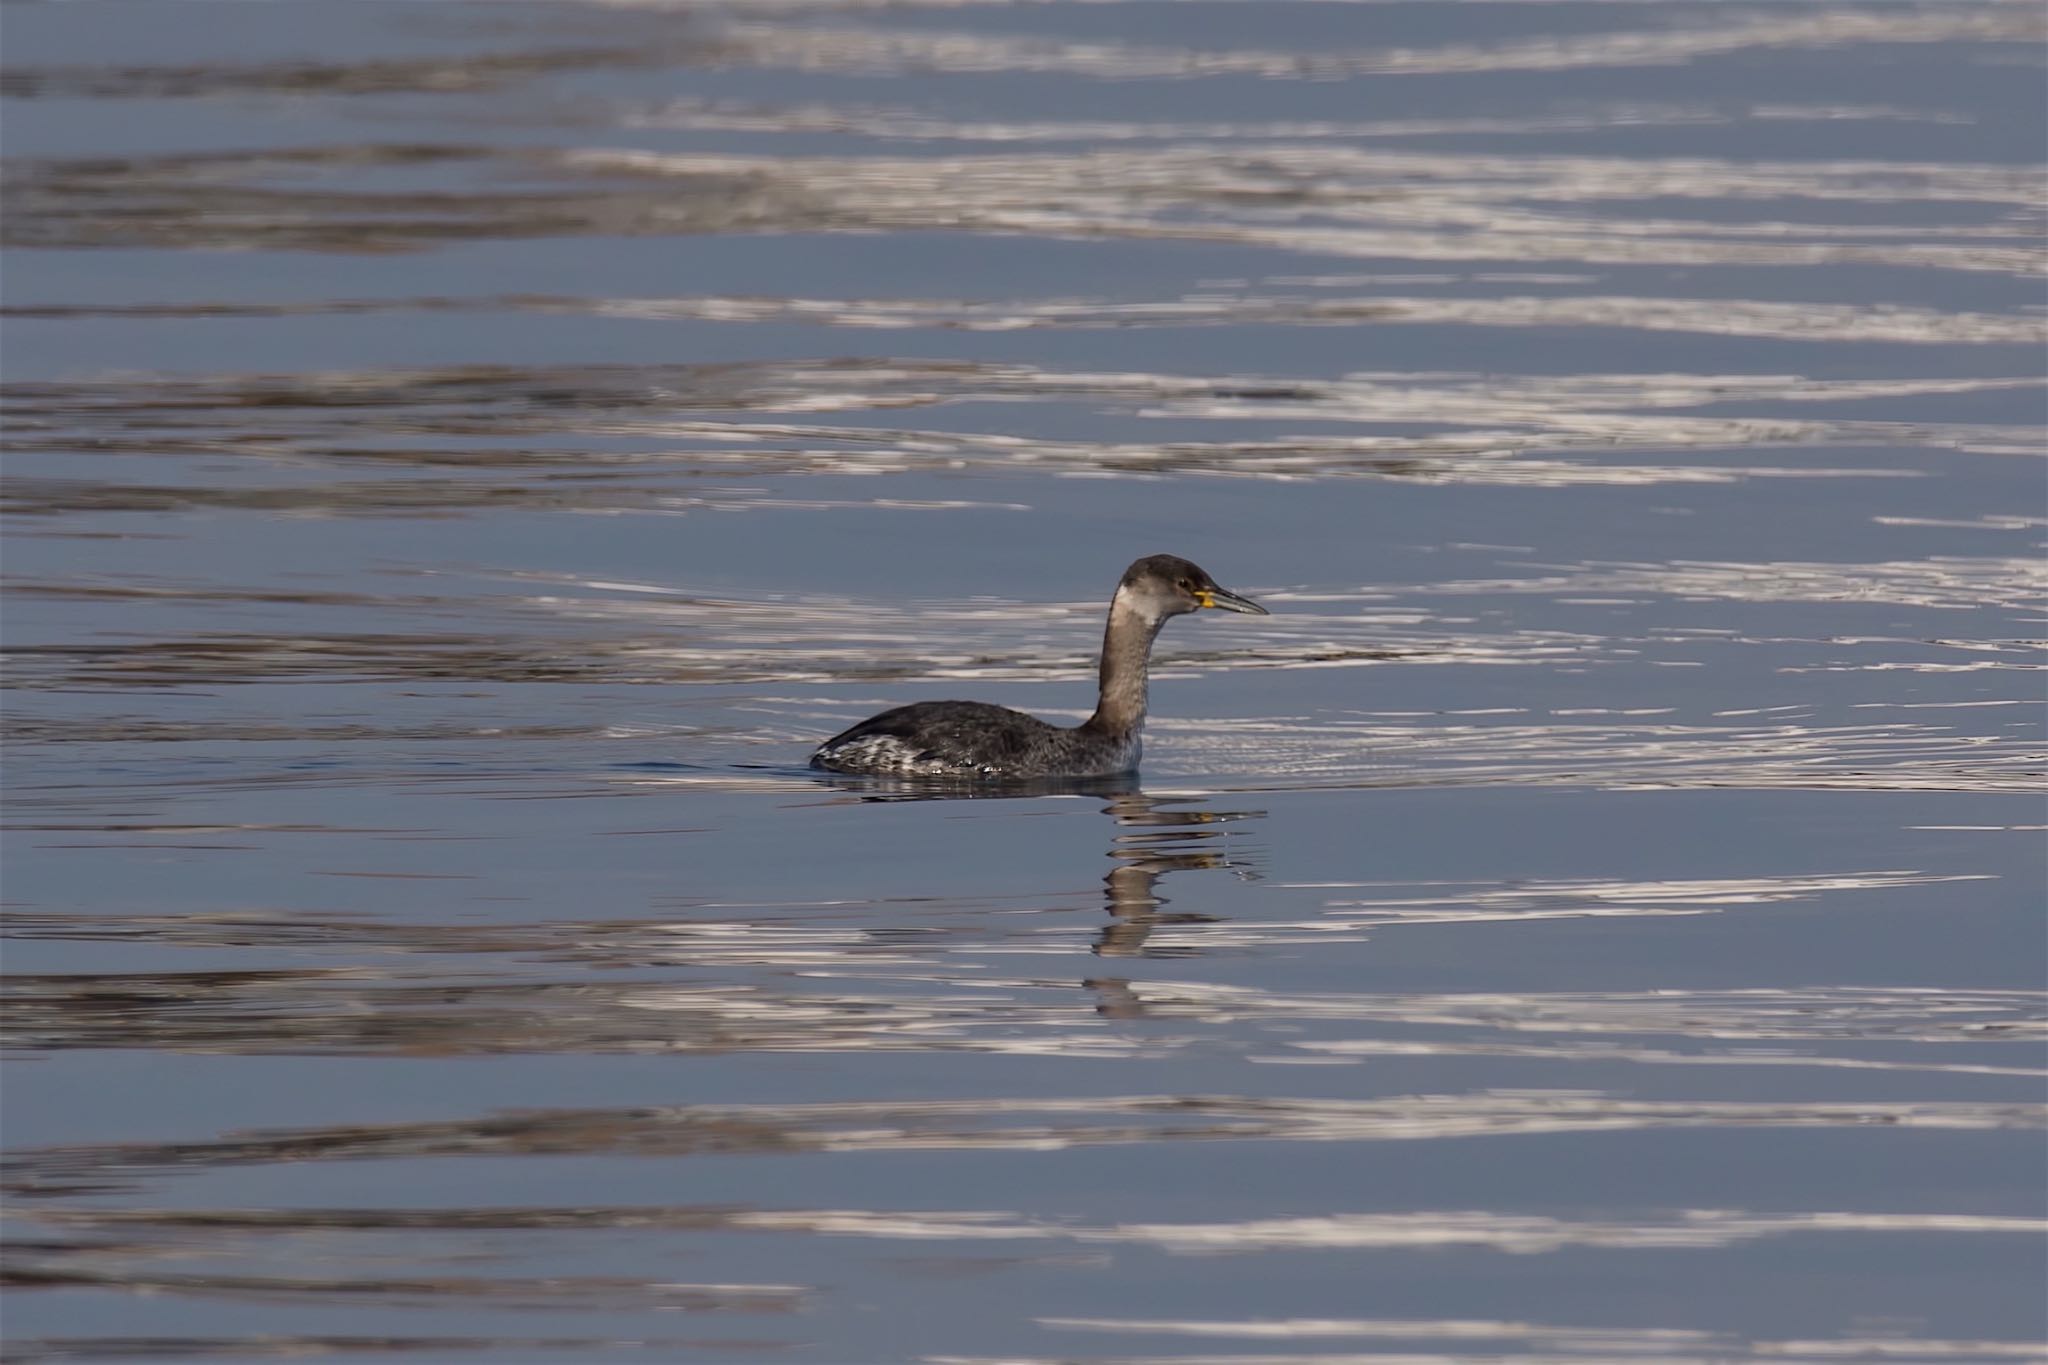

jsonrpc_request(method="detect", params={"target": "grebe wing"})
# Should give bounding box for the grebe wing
[811,700,1056,773]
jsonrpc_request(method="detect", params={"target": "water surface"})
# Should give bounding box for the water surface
[3,2,2044,1362]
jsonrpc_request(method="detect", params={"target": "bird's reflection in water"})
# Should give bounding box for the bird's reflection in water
[805,770,1264,992]
[1086,789,1264,1022]
[1094,790,1262,959]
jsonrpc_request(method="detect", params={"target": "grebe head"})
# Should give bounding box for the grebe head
[1117,554,1268,624]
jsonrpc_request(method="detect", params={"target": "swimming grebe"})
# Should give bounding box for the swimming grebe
[810,554,1267,779]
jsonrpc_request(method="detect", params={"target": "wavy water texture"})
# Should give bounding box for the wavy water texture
[5,132,2038,272]
[6,960,2037,1068]
[1158,712,2043,793]
[21,1204,2044,1254]
[10,1205,2040,1362]
[706,8,2044,81]
[9,1093,2042,1198]
[4,3,2043,1360]
[7,364,2036,524]
[15,288,2042,347]
[618,99,1982,145]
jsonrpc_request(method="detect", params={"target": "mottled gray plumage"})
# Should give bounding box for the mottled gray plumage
[810,554,1266,780]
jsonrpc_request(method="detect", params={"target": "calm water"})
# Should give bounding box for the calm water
[3,2,2045,1362]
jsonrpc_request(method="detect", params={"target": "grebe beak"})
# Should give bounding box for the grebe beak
[1199,584,1268,615]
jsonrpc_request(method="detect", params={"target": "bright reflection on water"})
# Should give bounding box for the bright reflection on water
[2,1,2043,1362]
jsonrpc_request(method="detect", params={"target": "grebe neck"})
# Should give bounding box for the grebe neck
[1085,592,1166,738]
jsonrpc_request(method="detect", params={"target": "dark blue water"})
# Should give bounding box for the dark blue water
[3,3,2043,1361]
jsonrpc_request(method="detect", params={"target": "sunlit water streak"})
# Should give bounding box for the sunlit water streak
[700,7,2043,83]
[15,288,2044,348]
[9,365,2036,507]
